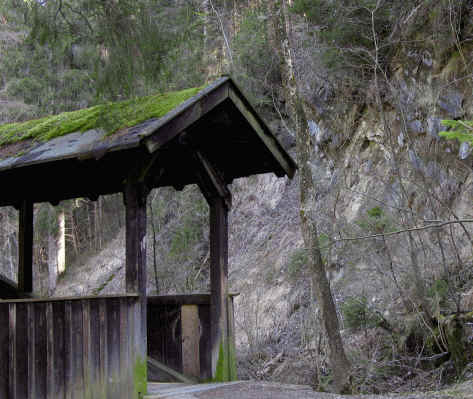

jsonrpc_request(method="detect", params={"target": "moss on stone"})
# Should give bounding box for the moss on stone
[0,85,203,146]
[134,355,148,399]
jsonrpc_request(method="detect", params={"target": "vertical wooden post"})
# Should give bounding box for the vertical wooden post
[124,180,148,398]
[227,295,237,380]
[209,196,231,381]
[181,305,200,379]
[18,200,33,294]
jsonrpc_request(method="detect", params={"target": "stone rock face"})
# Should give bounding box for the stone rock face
[438,90,464,119]
[459,142,471,160]
[427,117,443,139]
[408,120,423,135]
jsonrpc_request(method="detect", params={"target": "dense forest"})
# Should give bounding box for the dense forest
[1,0,473,395]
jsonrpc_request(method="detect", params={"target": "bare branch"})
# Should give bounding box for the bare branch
[208,0,233,65]
[335,219,473,243]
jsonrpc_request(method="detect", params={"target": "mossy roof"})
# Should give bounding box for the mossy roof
[0,86,203,146]
[0,76,297,207]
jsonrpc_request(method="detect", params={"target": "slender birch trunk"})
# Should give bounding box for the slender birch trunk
[269,1,351,393]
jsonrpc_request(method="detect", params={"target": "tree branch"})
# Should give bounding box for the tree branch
[208,0,233,65]
[334,219,473,242]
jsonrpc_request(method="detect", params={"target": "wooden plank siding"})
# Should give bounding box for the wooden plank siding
[0,295,141,399]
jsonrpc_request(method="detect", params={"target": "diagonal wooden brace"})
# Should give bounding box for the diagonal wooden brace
[193,150,232,210]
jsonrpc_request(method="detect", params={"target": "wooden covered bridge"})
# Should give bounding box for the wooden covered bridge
[0,77,296,398]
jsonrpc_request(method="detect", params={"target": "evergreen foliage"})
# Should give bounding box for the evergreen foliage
[440,120,473,145]
[341,296,382,331]
[232,7,280,108]
[290,0,407,82]
[0,0,205,119]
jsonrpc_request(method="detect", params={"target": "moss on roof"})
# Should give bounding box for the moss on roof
[0,85,203,146]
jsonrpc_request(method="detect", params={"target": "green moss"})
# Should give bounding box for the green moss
[134,356,147,399]
[93,272,116,295]
[0,85,203,146]
[214,340,230,382]
[213,337,237,382]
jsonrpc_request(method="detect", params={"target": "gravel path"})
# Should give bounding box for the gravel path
[194,381,473,399]
[147,380,473,399]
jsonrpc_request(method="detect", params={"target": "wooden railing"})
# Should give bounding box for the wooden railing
[0,294,143,399]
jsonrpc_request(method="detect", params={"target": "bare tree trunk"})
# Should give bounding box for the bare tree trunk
[94,200,100,250]
[69,202,79,257]
[269,2,351,393]
[87,200,93,251]
[48,226,58,295]
[57,209,66,276]
[148,192,160,294]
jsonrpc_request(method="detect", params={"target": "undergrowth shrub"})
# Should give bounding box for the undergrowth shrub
[342,296,383,331]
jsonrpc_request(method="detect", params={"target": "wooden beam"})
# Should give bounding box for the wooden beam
[147,357,196,384]
[18,200,33,294]
[228,87,295,178]
[195,151,232,209]
[181,305,200,379]
[124,178,148,395]
[183,142,232,210]
[209,196,231,381]
[148,294,210,306]
[124,181,148,296]
[0,274,21,299]
[144,83,229,154]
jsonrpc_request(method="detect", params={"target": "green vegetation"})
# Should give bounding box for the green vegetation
[0,0,206,125]
[286,248,308,281]
[169,193,207,260]
[93,272,117,295]
[0,85,202,145]
[440,120,473,145]
[232,7,280,109]
[134,356,147,398]
[214,340,229,382]
[0,0,472,394]
[341,296,383,331]
[213,338,237,382]
[290,0,404,85]
[356,207,393,233]
[169,216,204,259]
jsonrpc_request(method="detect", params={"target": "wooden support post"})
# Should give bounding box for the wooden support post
[188,146,235,381]
[209,196,232,381]
[18,200,33,294]
[181,305,200,379]
[124,180,148,397]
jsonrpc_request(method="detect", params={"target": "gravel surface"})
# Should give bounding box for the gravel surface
[191,381,473,399]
